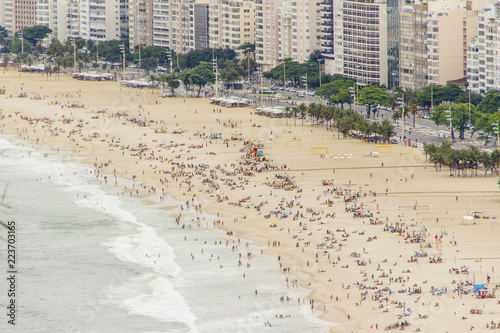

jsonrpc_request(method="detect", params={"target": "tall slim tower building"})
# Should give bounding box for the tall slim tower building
[290,0,321,63]
[338,0,388,87]
[254,0,284,71]
[129,0,153,49]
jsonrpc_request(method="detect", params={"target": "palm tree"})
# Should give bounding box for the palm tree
[430,151,445,171]
[379,119,395,143]
[479,152,492,176]
[489,149,500,176]
[298,103,307,125]
[52,65,61,80]
[307,103,320,126]
[387,95,399,113]
[284,106,290,125]
[44,64,52,81]
[445,150,458,176]
[423,143,438,161]
[291,106,300,126]
[2,53,9,72]
[149,75,157,93]
[159,74,168,92]
[468,146,480,176]
[409,102,419,127]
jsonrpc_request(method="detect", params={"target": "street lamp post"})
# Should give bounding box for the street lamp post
[20,32,24,54]
[212,57,218,98]
[278,59,287,89]
[399,98,405,146]
[167,49,173,74]
[301,74,308,122]
[246,47,251,85]
[445,109,452,143]
[492,118,499,147]
[317,59,324,87]
[120,43,125,80]
[391,70,397,95]
[260,66,263,107]
[73,39,77,73]
[349,87,355,113]
[468,87,472,137]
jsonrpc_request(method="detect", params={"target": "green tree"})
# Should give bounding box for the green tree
[219,59,243,88]
[332,89,353,109]
[475,111,500,145]
[315,79,354,104]
[185,48,236,69]
[166,74,180,96]
[180,61,215,97]
[0,26,8,47]
[431,103,474,140]
[308,49,324,62]
[46,38,65,57]
[476,90,500,114]
[408,102,419,127]
[44,64,52,80]
[2,53,10,71]
[19,26,52,47]
[357,86,389,118]
[441,83,462,103]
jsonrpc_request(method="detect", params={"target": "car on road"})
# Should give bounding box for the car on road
[389,138,399,144]
[297,93,305,98]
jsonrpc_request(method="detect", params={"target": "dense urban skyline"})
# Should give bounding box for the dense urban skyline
[0,0,499,92]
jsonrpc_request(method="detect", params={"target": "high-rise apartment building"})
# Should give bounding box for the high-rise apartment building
[3,0,37,37]
[290,0,321,63]
[208,0,254,55]
[278,0,293,61]
[400,0,496,89]
[338,0,388,87]
[254,0,284,71]
[129,0,153,49]
[399,3,428,89]
[467,2,500,93]
[66,0,80,39]
[387,0,402,90]
[152,0,209,53]
[191,2,210,50]
[78,0,127,41]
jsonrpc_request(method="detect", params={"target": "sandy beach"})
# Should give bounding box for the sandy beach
[1,70,500,332]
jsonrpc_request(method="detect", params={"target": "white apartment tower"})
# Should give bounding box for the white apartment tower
[290,0,321,63]
[254,0,284,71]
[208,0,255,54]
[152,0,209,52]
[467,2,500,93]
[278,0,293,61]
[78,0,128,41]
[129,0,153,49]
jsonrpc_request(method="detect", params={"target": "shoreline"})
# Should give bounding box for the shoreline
[1,71,500,332]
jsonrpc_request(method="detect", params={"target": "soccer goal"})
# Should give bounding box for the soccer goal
[286,140,302,147]
[375,145,393,153]
[399,152,416,160]
[311,147,328,155]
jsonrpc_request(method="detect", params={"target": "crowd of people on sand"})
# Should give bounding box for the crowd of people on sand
[2,81,498,331]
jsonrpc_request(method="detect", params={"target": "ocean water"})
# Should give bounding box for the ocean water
[0,136,333,333]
